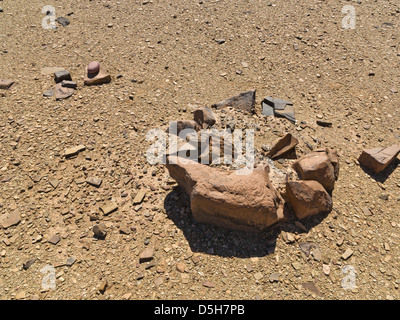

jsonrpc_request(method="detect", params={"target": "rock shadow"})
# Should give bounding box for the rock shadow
[164,186,331,259]
[360,158,399,183]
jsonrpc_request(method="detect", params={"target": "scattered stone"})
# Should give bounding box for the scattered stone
[15,291,26,300]
[66,257,77,266]
[93,223,107,238]
[303,281,323,297]
[133,190,147,205]
[57,17,70,27]
[269,273,281,283]
[55,83,74,100]
[341,248,353,260]
[202,280,215,288]
[139,248,154,263]
[43,89,54,97]
[292,149,338,192]
[166,156,285,232]
[167,120,200,135]
[99,280,107,294]
[176,262,187,273]
[84,62,111,86]
[358,144,400,174]
[267,133,299,159]
[254,272,263,281]
[262,97,295,123]
[286,180,333,219]
[322,264,331,276]
[86,177,102,188]
[316,120,333,127]
[1,212,21,229]
[23,258,36,270]
[48,235,61,245]
[61,80,77,89]
[0,79,15,90]
[65,145,86,158]
[193,106,216,129]
[215,38,226,44]
[54,70,72,83]
[211,90,256,113]
[292,262,301,270]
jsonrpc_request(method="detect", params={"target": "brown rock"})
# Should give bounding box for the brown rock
[0,79,15,90]
[65,145,86,158]
[176,262,187,273]
[166,156,285,232]
[1,212,21,229]
[48,235,61,245]
[211,90,256,113]
[286,180,333,219]
[55,83,74,100]
[267,133,299,159]
[292,149,337,192]
[100,202,118,215]
[167,120,200,136]
[86,177,102,188]
[139,248,154,263]
[84,64,111,86]
[93,223,107,238]
[358,144,400,174]
[193,106,216,129]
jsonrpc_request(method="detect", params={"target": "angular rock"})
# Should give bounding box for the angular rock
[65,145,85,158]
[86,177,102,188]
[1,212,21,229]
[166,156,285,232]
[0,79,15,90]
[286,180,333,220]
[262,97,295,123]
[139,248,154,263]
[57,17,70,27]
[54,70,72,83]
[193,106,216,129]
[211,90,256,113]
[133,190,147,204]
[84,63,111,86]
[166,120,200,136]
[267,133,299,159]
[292,149,337,192]
[23,258,37,270]
[55,83,74,100]
[43,89,54,97]
[358,144,400,174]
[48,235,61,245]
[61,80,77,89]
[93,223,107,238]
[100,202,118,215]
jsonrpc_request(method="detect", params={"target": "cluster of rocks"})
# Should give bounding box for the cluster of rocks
[164,91,341,232]
[42,62,111,100]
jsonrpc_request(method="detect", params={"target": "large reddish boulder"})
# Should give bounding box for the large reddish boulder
[166,156,285,232]
[292,149,338,193]
[286,180,333,219]
[358,144,400,174]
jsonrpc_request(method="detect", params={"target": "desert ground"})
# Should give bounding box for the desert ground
[0,0,399,300]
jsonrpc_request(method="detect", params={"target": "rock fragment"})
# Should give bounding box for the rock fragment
[286,180,333,219]
[48,235,61,245]
[139,248,154,263]
[292,149,338,192]
[65,145,85,158]
[86,177,102,188]
[54,70,72,83]
[341,248,353,260]
[55,83,74,100]
[1,212,21,229]
[193,106,216,129]
[93,223,107,238]
[267,133,299,159]
[358,144,400,174]
[0,79,15,90]
[100,202,118,216]
[133,190,147,205]
[211,90,256,113]
[57,17,70,27]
